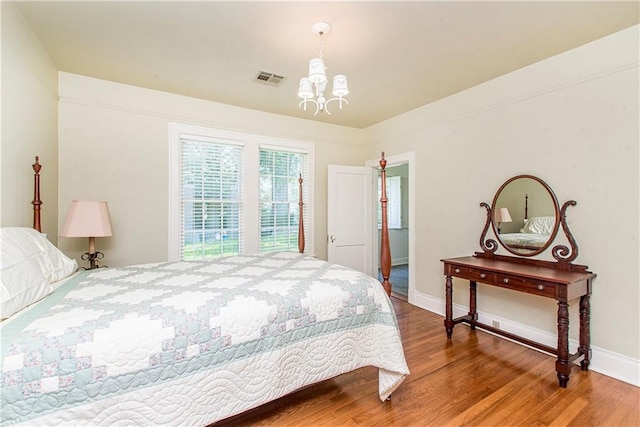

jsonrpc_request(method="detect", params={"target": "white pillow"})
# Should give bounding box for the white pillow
[1,227,77,319]
[520,216,555,235]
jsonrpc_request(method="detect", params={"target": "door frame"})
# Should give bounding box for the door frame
[366,152,416,303]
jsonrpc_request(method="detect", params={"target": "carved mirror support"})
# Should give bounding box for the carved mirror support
[551,201,579,264]
[479,175,579,262]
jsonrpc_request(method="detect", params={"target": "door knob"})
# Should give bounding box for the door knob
[330,235,336,243]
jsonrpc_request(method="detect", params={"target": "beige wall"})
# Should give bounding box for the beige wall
[57,73,364,267]
[1,3,59,240]
[363,26,639,363]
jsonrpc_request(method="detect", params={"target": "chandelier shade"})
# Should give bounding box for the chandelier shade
[332,75,349,97]
[297,22,348,116]
[298,78,314,99]
[308,58,327,84]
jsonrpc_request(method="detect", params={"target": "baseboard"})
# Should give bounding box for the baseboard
[408,289,640,387]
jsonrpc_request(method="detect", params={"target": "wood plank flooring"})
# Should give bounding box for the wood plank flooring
[213,298,639,426]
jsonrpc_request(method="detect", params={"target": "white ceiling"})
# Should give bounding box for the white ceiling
[14,1,639,129]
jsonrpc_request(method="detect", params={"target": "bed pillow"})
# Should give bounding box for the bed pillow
[1,227,77,319]
[520,216,555,235]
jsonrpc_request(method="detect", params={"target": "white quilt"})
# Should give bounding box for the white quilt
[500,232,550,250]
[1,252,409,425]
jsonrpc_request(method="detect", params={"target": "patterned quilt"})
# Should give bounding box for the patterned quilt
[499,232,550,250]
[1,252,409,426]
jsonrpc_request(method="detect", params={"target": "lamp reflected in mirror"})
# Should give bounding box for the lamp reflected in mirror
[495,207,512,234]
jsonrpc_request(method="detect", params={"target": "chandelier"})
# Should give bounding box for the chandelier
[297,22,348,115]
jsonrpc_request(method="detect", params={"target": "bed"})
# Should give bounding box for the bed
[499,215,555,251]
[0,157,409,426]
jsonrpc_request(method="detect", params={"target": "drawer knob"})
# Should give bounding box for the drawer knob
[454,268,461,274]
[537,284,545,291]
[480,273,486,279]
[503,278,509,284]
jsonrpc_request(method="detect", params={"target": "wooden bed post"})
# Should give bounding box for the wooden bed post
[379,153,392,296]
[32,156,42,232]
[298,174,305,254]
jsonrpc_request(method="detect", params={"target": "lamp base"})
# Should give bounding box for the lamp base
[80,251,106,270]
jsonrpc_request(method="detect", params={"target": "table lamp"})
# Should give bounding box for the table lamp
[495,207,512,234]
[60,200,113,269]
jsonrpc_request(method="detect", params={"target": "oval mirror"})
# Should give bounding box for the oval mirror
[491,175,560,256]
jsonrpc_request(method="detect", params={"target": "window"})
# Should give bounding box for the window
[169,124,313,261]
[378,175,402,229]
[180,139,242,260]
[259,149,308,253]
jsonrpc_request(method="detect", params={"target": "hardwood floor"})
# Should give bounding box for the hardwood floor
[213,298,639,426]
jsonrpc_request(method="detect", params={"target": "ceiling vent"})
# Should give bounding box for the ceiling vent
[254,71,286,87]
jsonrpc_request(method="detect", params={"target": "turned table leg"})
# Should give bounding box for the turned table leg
[444,275,454,338]
[468,281,477,330]
[556,301,571,387]
[579,293,591,371]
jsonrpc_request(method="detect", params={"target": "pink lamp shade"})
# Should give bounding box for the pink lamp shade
[60,201,112,269]
[60,201,113,239]
[495,208,513,223]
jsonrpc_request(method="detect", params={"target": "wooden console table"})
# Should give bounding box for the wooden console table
[442,254,596,387]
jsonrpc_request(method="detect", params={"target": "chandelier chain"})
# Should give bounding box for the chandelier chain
[318,32,324,59]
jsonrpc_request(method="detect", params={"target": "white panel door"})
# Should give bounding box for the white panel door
[327,165,373,275]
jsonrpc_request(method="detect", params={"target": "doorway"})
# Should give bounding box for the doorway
[366,152,414,302]
[378,163,409,298]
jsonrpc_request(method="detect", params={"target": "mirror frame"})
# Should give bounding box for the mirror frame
[478,176,581,265]
[490,175,560,257]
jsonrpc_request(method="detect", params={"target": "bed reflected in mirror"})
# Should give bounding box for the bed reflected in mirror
[491,175,560,256]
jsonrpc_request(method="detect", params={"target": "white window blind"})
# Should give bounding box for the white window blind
[259,148,309,253]
[180,138,243,260]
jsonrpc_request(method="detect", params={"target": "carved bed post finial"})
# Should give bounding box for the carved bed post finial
[32,156,42,232]
[298,174,305,254]
[379,152,392,296]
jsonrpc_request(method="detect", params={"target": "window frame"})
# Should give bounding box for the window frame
[169,123,314,261]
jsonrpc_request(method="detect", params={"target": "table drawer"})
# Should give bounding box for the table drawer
[450,266,495,283]
[496,274,557,298]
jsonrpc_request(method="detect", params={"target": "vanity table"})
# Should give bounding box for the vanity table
[442,175,596,388]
